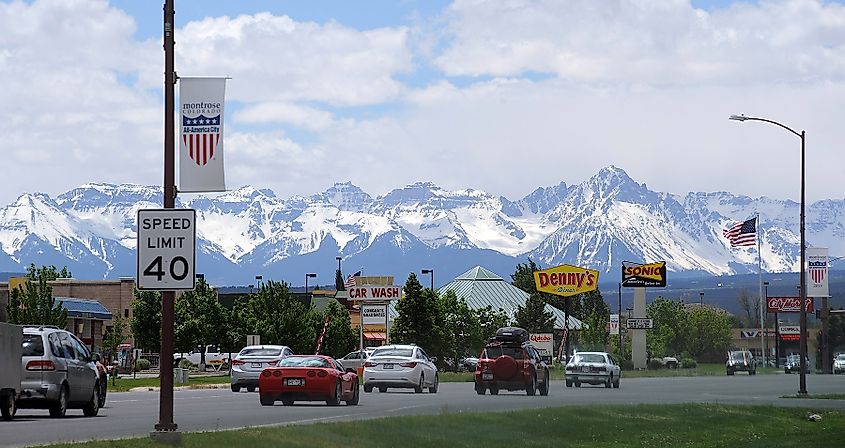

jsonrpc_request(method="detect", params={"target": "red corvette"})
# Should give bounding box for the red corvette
[258,355,360,406]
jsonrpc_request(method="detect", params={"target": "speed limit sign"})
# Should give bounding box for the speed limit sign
[136,209,196,290]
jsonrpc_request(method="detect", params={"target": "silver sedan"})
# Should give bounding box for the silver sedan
[565,351,621,388]
[230,345,293,392]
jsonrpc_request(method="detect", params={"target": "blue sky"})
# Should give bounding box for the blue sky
[1,0,844,207]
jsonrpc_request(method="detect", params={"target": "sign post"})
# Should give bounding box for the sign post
[533,264,599,363]
[621,261,667,370]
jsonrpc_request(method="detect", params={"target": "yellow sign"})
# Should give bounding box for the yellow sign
[533,264,599,297]
[9,277,28,294]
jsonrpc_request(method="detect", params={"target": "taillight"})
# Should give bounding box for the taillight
[262,370,271,377]
[400,362,417,368]
[26,360,55,371]
[364,361,376,368]
[231,359,245,366]
[272,370,282,377]
[307,370,317,377]
[317,370,328,377]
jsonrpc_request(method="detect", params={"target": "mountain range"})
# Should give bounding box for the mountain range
[0,166,842,288]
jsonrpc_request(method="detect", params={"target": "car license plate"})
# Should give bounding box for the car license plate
[251,363,262,368]
[285,378,304,386]
[482,373,493,380]
[383,363,394,369]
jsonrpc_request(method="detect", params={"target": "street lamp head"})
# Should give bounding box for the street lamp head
[729,114,748,122]
[306,273,317,278]
[421,269,433,274]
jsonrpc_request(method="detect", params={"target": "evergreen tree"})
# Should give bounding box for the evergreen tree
[238,280,319,354]
[6,265,68,327]
[130,289,161,352]
[579,289,610,349]
[391,273,446,359]
[514,295,554,333]
[646,296,690,357]
[476,305,512,343]
[318,301,357,358]
[335,269,345,291]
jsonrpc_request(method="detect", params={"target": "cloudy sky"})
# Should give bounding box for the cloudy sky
[1,0,843,206]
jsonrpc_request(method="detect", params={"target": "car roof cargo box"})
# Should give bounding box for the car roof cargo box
[495,327,529,343]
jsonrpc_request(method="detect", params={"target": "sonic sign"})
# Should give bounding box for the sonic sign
[534,264,599,297]
[621,261,667,288]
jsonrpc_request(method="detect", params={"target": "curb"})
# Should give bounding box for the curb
[128,383,231,392]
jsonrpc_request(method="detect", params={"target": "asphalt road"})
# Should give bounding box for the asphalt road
[2,374,844,447]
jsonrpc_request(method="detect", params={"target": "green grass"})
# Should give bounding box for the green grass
[782,393,845,400]
[48,404,845,448]
[107,374,231,392]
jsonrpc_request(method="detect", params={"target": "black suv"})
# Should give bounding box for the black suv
[474,327,550,396]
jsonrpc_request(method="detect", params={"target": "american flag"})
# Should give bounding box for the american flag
[723,217,757,247]
[344,271,361,289]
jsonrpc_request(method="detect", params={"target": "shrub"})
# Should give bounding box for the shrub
[681,357,697,368]
[134,358,151,372]
[648,359,664,370]
[620,359,634,370]
[178,358,194,370]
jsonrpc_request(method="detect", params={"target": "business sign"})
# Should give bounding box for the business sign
[533,264,599,297]
[626,318,654,330]
[767,297,814,313]
[779,325,801,341]
[362,305,388,325]
[529,333,554,357]
[179,77,227,193]
[347,285,402,301]
[609,314,620,335]
[807,247,829,297]
[740,329,776,338]
[621,261,667,288]
[136,209,196,290]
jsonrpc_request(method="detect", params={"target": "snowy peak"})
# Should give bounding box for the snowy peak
[315,182,373,212]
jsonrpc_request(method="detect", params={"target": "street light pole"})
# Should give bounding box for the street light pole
[421,269,434,291]
[305,273,317,295]
[336,256,342,272]
[255,275,262,290]
[764,281,769,365]
[730,114,807,395]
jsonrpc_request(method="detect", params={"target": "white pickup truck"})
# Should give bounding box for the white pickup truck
[174,345,237,370]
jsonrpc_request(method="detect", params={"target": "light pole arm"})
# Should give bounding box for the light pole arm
[730,115,802,139]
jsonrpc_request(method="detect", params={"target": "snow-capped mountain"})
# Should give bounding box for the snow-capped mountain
[1,166,842,286]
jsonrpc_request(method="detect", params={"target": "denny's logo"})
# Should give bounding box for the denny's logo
[534,264,599,297]
[621,261,667,288]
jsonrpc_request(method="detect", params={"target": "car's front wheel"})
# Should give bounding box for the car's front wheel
[526,375,536,396]
[429,374,438,393]
[414,375,424,394]
[605,375,612,388]
[539,374,549,396]
[346,383,360,406]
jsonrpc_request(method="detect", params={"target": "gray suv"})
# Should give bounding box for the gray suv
[17,326,101,417]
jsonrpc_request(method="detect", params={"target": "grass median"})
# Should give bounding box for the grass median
[107,374,231,392]
[49,404,845,447]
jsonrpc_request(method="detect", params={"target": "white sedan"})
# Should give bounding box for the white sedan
[362,345,438,394]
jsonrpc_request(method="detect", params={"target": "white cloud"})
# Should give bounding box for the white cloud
[233,102,336,131]
[174,13,413,106]
[435,0,845,85]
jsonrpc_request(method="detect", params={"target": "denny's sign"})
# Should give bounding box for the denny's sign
[621,261,667,288]
[534,264,599,297]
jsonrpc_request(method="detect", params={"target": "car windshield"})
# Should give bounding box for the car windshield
[837,354,845,361]
[22,334,44,356]
[482,346,524,359]
[574,354,605,363]
[279,357,330,368]
[372,348,413,358]
[729,352,750,361]
[239,348,282,357]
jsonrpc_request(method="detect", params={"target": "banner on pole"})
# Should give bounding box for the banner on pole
[179,77,227,192]
[609,314,620,335]
[807,247,829,297]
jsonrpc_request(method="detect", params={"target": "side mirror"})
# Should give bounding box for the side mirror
[430,357,437,363]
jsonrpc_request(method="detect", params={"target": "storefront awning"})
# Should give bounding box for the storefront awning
[363,332,386,341]
[55,297,113,320]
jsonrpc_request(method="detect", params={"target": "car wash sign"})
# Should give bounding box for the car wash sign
[534,264,599,297]
[347,285,402,302]
[621,261,667,288]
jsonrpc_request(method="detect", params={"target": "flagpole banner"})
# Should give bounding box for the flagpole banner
[807,247,829,297]
[179,77,227,192]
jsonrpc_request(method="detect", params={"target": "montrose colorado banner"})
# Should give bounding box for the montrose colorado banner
[179,77,227,192]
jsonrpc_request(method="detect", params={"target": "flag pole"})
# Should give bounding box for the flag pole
[756,213,765,366]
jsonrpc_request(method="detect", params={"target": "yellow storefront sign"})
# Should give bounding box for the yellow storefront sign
[533,264,599,297]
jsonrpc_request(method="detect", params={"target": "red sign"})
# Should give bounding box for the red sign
[766,297,814,313]
[780,334,801,341]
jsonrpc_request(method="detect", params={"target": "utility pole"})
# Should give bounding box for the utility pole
[152,0,179,442]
